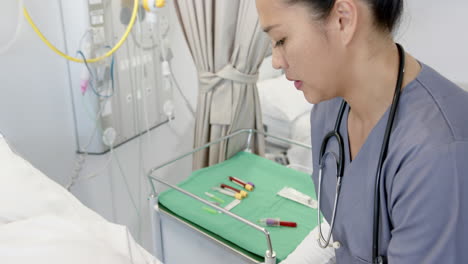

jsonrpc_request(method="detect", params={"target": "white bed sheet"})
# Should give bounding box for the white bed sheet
[0,137,161,264]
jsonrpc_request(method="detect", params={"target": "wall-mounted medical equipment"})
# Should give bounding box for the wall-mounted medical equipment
[56,0,173,154]
[23,0,174,154]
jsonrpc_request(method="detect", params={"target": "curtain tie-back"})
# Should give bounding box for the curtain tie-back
[197,64,258,125]
[198,64,258,93]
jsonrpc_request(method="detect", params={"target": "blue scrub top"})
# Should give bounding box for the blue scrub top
[311,63,468,263]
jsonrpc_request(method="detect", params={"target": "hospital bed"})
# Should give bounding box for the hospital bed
[257,57,314,171]
[147,129,334,264]
[0,136,159,264]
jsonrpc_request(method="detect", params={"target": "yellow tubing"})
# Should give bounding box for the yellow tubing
[142,0,150,12]
[156,0,166,8]
[23,0,139,63]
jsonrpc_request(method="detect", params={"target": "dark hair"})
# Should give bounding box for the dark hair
[286,0,403,32]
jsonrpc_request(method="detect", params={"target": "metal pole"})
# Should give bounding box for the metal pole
[146,129,311,194]
[245,129,254,153]
[264,250,277,264]
[149,194,165,262]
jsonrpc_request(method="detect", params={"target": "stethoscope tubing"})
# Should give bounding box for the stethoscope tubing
[371,43,405,263]
[316,43,405,264]
[317,152,342,248]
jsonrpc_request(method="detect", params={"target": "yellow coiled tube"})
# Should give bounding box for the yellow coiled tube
[23,0,140,63]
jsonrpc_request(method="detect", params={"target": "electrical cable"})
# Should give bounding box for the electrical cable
[22,0,139,63]
[154,14,195,117]
[68,49,115,190]
[81,93,99,122]
[133,11,146,242]
[134,10,156,241]
[78,28,93,53]
[130,29,159,51]
[113,149,142,224]
[0,0,24,55]
[74,144,115,184]
[60,3,151,251]
[79,45,116,120]
[136,50,157,248]
[77,50,115,98]
[133,11,154,143]
[123,217,157,264]
[67,97,111,190]
[169,65,195,115]
[118,9,157,241]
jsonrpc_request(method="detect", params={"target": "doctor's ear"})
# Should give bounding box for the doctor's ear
[328,0,358,45]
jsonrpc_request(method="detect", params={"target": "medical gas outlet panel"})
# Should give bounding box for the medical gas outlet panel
[71,0,173,154]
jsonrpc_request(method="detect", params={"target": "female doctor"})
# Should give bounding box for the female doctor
[256,0,468,263]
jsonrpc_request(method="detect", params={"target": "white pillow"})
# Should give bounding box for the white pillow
[257,74,313,122]
[257,74,313,149]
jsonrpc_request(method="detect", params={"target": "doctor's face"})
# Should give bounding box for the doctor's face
[256,0,343,104]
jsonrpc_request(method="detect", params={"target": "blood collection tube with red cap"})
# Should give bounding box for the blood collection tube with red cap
[228,176,255,191]
[259,218,297,227]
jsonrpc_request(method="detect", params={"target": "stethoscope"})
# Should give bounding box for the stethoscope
[316,43,405,264]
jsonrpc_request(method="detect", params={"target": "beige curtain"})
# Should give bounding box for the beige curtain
[174,0,270,170]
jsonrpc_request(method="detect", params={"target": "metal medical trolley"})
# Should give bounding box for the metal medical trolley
[147,129,313,264]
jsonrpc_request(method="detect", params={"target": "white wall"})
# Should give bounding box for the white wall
[0,0,466,255]
[0,0,197,252]
[397,0,468,84]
